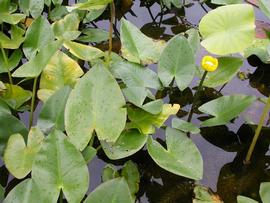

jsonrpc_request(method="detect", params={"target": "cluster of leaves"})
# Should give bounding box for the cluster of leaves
[0,0,269,202]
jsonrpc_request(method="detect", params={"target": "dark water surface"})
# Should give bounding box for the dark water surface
[2,0,270,203]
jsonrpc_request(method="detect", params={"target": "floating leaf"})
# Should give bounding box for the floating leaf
[162,0,182,9]
[127,104,180,134]
[237,196,258,203]
[65,63,126,150]
[0,98,10,114]
[82,146,96,164]
[84,178,133,203]
[102,164,119,182]
[199,4,255,55]
[0,13,26,25]
[4,179,41,203]
[52,13,80,40]
[158,35,195,90]
[244,38,270,63]
[63,41,104,61]
[0,112,28,156]
[1,84,32,110]
[186,28,200,54]
[101,129,147,160]
[32,130,89,203]
[78,28,110,43]
[120,18,166,65]
[4,127,44,179]
[0,25,25,49]
[198,95,256,127]
[38,51,83,101]
[172,118,200,134]
[259,0,270,19]
[19,0,44,18]
[37,86,71,134]
[260,182,270,203]
[121,161,140,200]
[211,0,241,5]
[23,16,54,60]
[67,0,112,11]
[12,40,62,78]
[194,185,223,203]
[147,127,203,180]
[203,57,243,88]
[0,49,22,73]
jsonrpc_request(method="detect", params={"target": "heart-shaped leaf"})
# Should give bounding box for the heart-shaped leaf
[32,130,89,203]
[198,95,256,127]
[19,0,44,18]
[38,51,83,101]
[23,15,54,60]
[199,4,255,55]
[84,178,133,203]
[101,129,147,160]
[147,127,203,180]
[4,127,44,179]
[12,40,62,78]
[37,86,71,134]
[120,18,166,65]
[65,62,126,150]
[0,25,25,49]
[0,112,28,156]
[4,179,41,203]
[260,182,270,203]
[158,35,195,90]
[63,41,104,61]
[127,104,180,134]
[203,57,243,88]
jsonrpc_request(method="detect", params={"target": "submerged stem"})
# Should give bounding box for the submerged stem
[187,71,208,123]
[29,77,38,129]
[245,96,270,163]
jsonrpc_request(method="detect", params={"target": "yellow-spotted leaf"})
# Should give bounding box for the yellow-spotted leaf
[120,18,166,65]
[4,127,44,179]
[65,63,126,150]
[38,51,83,101]
[199,4,255,55]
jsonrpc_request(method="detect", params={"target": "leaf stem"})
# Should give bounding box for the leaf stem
[108,1,115,61]
[187,71,208,123]
[245,96,270,163]
[29,77,38,129]
[1,46,13,85]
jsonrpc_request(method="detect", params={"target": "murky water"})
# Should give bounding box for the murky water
[1,1,270,203]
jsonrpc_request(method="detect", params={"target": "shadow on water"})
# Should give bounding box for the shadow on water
[1,0,270,203]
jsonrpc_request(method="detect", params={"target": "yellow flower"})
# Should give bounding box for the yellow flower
[201,55,218,72]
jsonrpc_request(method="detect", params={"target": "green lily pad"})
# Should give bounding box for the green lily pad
[65,62,127,150]
[0,25,25,49]
[67,0,112,11]
[147,127,203,180]
[237,196,258,203]
[32,130,89,203]
[260,182,270,203]
[4,127,44,179]
[0,49,22,73]
[199,4,255,55]
[172,118,200,134]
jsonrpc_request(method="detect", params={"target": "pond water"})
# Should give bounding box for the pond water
[1,0,270,203]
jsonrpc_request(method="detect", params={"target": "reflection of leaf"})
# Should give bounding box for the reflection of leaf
[147,127,203,180]
[4,127,44,179]
[199,95,256,127]
[127,104,180,134]
[38,51,83,101]
[32,130,89,203]
[65,63,126,150]
[120,18,166,65]
[199,4,255,55]
[84,178,133,203]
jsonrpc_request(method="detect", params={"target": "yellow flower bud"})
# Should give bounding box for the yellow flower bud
[201,55,218,72]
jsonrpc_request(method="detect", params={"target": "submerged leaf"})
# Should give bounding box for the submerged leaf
[147,127,203,180]
[120,18,166,65]
[65,63,126,150]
